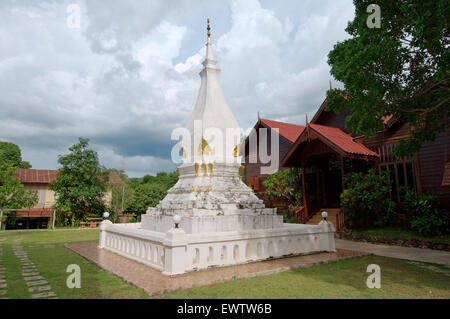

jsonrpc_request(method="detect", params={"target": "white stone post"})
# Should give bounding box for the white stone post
[318,220,336,252]
[162,228,187,276]
[98,220,112,248]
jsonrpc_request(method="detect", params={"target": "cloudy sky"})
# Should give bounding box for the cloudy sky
[0,0,355,177]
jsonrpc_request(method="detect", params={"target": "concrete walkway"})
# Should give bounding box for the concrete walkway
[336,239,450,266]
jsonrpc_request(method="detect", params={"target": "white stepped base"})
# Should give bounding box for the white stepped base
[99,220,336,276]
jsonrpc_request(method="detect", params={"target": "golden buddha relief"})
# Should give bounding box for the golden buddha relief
[233,143,240,157]
[198,137,212,155]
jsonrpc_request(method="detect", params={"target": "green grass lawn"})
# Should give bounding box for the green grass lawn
[349,227,450,245]
[0,229,148,299]
[160,255,450,299]
[1,229,449,299]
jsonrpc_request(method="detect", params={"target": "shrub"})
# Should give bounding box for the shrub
[262,168,302,215]
[341,168,397,227]
[402,189,445,236]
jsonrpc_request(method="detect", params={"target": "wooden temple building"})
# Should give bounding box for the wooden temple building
[244,94,450,229]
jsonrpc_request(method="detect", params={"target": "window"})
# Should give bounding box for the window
[375,143,417,202]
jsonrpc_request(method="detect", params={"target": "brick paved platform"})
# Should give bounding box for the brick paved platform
[66,242,368,296]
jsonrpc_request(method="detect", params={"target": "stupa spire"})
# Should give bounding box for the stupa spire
[183,18,240,163]
[203,18,216,67]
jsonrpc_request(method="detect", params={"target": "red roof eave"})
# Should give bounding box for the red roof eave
[281,124,379,166]
[310,124,379,158]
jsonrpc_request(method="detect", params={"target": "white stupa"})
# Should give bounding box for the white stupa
[99,20,335,275]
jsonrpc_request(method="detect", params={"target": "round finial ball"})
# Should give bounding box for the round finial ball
[321,211,328,219]
[103,212,109,219]
[173,214,181,224]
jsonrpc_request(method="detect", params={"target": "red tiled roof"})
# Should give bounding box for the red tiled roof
[108,172,124,185]
[309,124,379,158]
[442,163,450,187]
[14,169,123,185]
[260,118,305,143]
[14,169,58,184]
[14,210,53,217]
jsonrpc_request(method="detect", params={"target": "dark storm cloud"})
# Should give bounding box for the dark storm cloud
[0,0,354,177]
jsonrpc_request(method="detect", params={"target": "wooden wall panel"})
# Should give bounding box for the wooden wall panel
[418,125,450,207]
[314,108,352,133]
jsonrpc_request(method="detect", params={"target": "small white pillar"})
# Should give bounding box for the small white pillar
[52,210,56,229]
[318,220,336,252]
[162,228,187,276]
[98,220,112,248]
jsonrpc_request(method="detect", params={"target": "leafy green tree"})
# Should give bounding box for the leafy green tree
[50,138,109,222]
[126,183,167,214]
[262,168,302,210]
[327,0,449,156]
[0,165,38,212]
[124,170,179,214]
[141,171,179,189]
[128,178,141,190]
[0,141,32,168]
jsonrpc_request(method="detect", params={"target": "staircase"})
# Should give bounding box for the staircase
[305,208,341,237]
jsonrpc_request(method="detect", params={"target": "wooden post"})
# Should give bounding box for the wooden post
[52,210,56,230]
[0,209,3,231]
[301,159,308,220]
[340,155,345,192]
[321,169,327,207]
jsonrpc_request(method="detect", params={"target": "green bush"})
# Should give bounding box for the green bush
[262,168,302,217]
[402,189,445,236]
[126,183,167,214]
[341,168,397,228]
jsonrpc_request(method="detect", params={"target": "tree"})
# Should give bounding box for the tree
[107,168,134,215]
[125,170,179,214]
[50,138,109,222]
[141,171,179,189]
[0,165,38,211]
[0,141,32,168]
[126,183,167,214]
[262,168,302,210]
[327,0,449,156]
